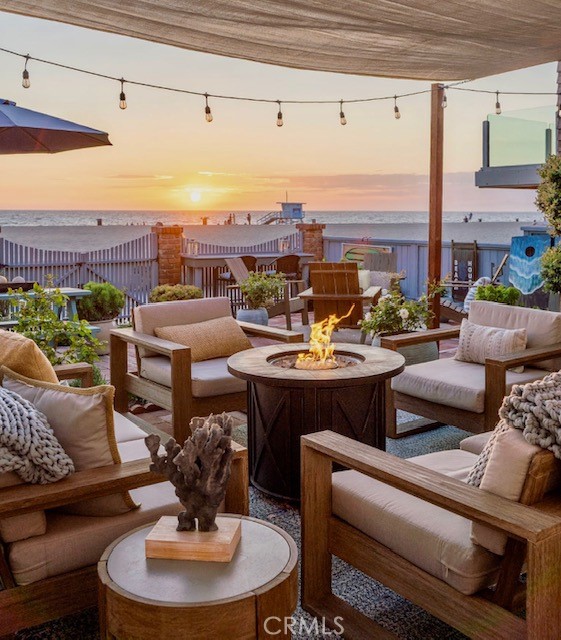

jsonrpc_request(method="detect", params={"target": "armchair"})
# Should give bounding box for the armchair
[301,430,561,640]
[382,301,561,438]
[111,297,303,443]
[0,355,249,637]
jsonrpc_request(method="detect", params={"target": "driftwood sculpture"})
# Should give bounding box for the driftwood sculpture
[145,413,234,532]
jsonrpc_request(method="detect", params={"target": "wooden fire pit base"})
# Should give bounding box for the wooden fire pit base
[228,343,404,502]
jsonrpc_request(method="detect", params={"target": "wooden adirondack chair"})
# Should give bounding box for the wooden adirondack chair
[299,262,381,328]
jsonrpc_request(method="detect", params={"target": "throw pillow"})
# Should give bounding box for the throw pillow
[1,368,138,516]
[0,330,58,383]
[368,270,399,291]
[154,316,252,362]
[454,319,527,373]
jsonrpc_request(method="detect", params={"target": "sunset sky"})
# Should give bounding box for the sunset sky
[0,12,557,212]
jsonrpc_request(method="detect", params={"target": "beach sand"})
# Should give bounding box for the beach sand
[0,221,535,252]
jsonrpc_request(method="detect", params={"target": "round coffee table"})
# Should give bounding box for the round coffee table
[228,343,405,501]
[98,515,298,639]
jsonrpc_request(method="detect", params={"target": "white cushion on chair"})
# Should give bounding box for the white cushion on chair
[332,449,501,595]
[391,358,547,413]
[140,356,246,397]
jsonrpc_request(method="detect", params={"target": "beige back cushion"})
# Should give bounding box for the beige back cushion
[471,428,541,555]
[134,297,232,358]
[1,368,138,516]
[468,301,561,371]
[0,471,47,543]
[154,316,252,362]
[454,319,527,372]
[0,330,58,383]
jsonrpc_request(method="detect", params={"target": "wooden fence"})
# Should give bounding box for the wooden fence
[0,234,158,321]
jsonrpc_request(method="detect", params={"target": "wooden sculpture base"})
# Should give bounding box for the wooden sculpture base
[145,516,241,562]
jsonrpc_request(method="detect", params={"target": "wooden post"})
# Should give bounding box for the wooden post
[428,83,444,328]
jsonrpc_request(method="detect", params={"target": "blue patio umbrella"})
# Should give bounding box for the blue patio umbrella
[0,99,111,154]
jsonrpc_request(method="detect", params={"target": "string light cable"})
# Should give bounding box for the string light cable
[0,46,558,119]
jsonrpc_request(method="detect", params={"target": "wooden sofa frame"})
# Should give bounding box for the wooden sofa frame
[110,321,303,444]
[381,327,561,438]
[301,430,561,640]
[0,363,249,639]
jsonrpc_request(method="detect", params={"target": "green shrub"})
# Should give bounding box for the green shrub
[541,246,561,294]
[149,284,203,302]
[70,364,107,388]
[239,271,286,309]
[536,155,561,235]
[77,281,125,322]
[475,284,520,305]
[11,284,101,366]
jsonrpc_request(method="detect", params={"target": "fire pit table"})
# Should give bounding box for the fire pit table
[228,343,405,502]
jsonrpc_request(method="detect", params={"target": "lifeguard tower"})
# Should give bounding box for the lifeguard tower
[257,202,305,224]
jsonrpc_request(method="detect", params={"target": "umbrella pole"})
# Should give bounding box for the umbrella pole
[428,82,444,328]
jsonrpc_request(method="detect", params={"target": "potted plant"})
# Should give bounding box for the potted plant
[359,283,443,365]
[237,271,287,326]
[77,281,125,355]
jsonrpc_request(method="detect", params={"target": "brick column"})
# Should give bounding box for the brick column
[297,223,326,261]
[152,225,183,285]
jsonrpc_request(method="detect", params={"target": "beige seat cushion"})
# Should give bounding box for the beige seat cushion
[468,300,561,371]
[2,369,137,517]
[460,432,493,455]
[332,449,501,595]
[154,316,252,363]
[471,428,541,555]
[391,358,547,413]
[113,412,149,443]
[0,472,46,544]
[140,355,247,397]
[8,480,182,586]
[134,297,232,358]
[0,330,58,383]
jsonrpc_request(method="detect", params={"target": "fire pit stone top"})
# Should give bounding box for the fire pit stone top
[227,343,405,389]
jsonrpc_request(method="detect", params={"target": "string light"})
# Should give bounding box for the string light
[119,78,127,110]
[441,88,447,108]
[204,93,213,122]
[339,100,347,125]
[393,96,401,119]
[495,91,502,115]
[276,100,283,127]
[21,54,30,89]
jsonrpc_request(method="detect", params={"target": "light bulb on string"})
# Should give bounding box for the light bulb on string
[119,79,127,110]
[204,93,213,122]
[339,100,347,125]
[441,88,448,108]
[393,96,401,119]
[276,100,283,127]
[21,55,30,89]
[495,91,502,115]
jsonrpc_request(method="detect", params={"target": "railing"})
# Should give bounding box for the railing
[0,234,158,322]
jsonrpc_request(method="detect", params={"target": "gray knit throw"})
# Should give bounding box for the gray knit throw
[467,371,561,487]
[0,387,74,483]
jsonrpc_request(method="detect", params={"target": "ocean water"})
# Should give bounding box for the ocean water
[0,209,545,227]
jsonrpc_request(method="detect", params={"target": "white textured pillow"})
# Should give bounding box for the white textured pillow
[454,319,527,373]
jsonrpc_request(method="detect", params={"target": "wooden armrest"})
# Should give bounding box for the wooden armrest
[0,460,163,519]
[54,362,93,386]
[380,326,460,349]
[302,431,561,542]
[110,327,191,356]
[237,320,303,343]
[486,343,561,369]
[363,286,382,299]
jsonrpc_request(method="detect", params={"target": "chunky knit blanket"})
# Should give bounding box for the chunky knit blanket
[467,372,561,487]
[0,387,74,483]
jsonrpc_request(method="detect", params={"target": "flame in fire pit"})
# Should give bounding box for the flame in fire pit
[295,305,355,370]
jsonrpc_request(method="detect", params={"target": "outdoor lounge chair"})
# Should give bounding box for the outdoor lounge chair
[0,332,250,637]
[111,296,303,444]
[301,429,561,640]
[382,300,561,438]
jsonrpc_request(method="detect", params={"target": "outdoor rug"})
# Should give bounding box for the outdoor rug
[15,416,472,640]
